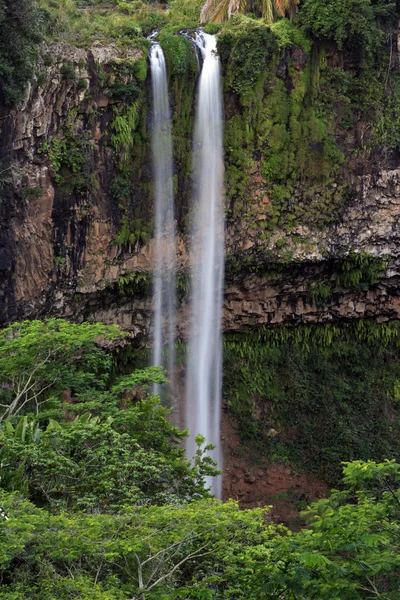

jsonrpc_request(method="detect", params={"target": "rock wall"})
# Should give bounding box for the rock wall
[1,40,400,337]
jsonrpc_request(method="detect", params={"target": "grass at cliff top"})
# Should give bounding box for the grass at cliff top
[39,0,203,46]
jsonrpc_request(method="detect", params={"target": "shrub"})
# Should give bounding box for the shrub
[158,30,197,78]
[60,62,76,80]
[23,186,42,199]
[0,0,46,104]
[299,0,386,57]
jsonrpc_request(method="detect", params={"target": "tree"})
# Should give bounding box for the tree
[0,493,279,599]
[200,0,299,24]
[0,319,219,509]
[252,460,400,599]
[0,319,127,421]
[0,461,399,598]
[0,406,218,511]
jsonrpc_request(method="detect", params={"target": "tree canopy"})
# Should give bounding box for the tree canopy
[0,320,398,597]
[0,460,399,598]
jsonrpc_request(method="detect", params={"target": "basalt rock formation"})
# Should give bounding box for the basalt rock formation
[1,35,400,341]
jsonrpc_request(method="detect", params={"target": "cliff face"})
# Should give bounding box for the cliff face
[1,23,400,519]
[1,37,400,339]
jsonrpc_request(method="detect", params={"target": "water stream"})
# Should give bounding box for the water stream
[185,32,224,497]
[149,43,177,396]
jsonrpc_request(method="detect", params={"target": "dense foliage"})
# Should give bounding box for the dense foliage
[299,0,396,55]
[0,321,218,511]
[5,0,396,246]
[0,323,398,596]
[0,0,45,103]
[224,322,400,484]
[0,459,399,598]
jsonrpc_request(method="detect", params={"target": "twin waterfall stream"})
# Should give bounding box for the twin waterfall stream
[149,44,176,397]
[149,33,224,496]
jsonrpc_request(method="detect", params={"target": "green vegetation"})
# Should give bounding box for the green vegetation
[113,213,154,247]
[111,101,142,167]
[214,0,399,235]
[224,321,400,483]
[219,16,347,233]
[0,320,399,598]
[5,0,398,244]
[337,251,387,290]
[60,61,76,80]
[115,270,151,295]
[0,0,45,103]
[0,456,399,597]
[0,320,217,509]
[4,3,400,591]
[307,252,387,306]
[109,78,152,246]
[23,186,42,199]
[308,280,331,306]
[0,319,124,420]
[39,131,95,193]
[38,0,152,48]
[158,32,196,79]
[299,0,396,56]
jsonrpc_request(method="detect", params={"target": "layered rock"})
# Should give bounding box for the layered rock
[1,41,400,338]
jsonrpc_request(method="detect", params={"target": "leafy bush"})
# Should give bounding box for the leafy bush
[224,323,400,483]
[60,61,76,80]
[39,132,95,192]
[0,404,217,510]
[110,175,131,202]
[0,0,46,104]
[23,186,42,199]
[299,0,386,56]
[158,31,197,78]
[0,460,399,598]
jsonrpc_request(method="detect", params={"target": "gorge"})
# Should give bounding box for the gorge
[1,0,400,514]
[1,1,400,596]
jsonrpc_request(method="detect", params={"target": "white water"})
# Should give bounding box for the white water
[149,43,176,395]
[186,32,224,497]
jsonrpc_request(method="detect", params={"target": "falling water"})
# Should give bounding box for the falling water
[149,43,176,396]
[186,32,224,497]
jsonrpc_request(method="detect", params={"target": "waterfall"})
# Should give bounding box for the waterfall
[149,43,176,396]
[186,32,224,497]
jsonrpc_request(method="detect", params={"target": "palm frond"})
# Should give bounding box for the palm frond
[227,0,241,19]
[201,0,231,23]
[261,0,274,23]
[274,0,299,20]
[200,0,298,24]
[274,0,287,16]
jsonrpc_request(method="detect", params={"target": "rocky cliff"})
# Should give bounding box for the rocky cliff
[1,31,400,343]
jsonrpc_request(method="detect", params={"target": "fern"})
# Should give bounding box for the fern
[111,100,141,166]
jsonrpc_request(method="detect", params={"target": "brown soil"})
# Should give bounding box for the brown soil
[221,411,329,528]
[169,370,329,527]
